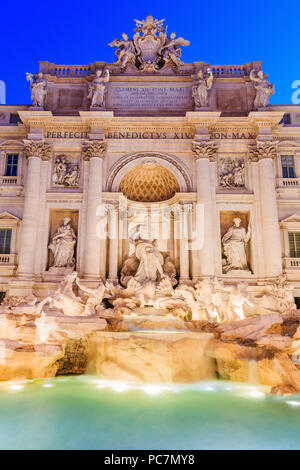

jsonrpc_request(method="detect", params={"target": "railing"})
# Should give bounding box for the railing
[276,178,300,188]
[39,62,93,77]
[211,66,246,76]
[0,254,17,265]
[284,258,300,269]
[0,176,23,185]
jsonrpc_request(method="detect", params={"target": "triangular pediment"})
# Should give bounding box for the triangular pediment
[0,211,21,221]
[280,214,300,226]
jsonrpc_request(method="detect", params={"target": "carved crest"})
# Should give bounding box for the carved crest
[109,15,189,72]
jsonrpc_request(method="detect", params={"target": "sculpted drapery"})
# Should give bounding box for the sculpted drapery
[48,217,76,268]
[222,217,251,273]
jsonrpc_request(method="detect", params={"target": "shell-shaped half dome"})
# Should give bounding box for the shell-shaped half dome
[119,162,180,202]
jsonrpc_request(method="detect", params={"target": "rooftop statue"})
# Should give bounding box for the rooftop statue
[26,72,47,108]
[192,68,214,108]
[87,69,110,108]
[250,69,274,109]
[109,15,190,71]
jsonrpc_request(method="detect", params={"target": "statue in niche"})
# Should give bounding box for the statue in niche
[222,217,251,273]
[87,70,110,108]
[130,223,166,283]
[26,72,47,108]
[52,157,80,187]
[250,69,274,109]
[48,216,76,269]
[192,68,214,108]
[108,34,136,69]
[219,158,245,188]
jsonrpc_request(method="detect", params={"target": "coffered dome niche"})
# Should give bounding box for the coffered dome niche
[119,161,180,202]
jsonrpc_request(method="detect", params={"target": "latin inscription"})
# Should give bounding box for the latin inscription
[107,85,192,110]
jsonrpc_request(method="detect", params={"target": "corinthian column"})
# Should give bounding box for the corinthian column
[82,140,107,279]
[249,141,282,277]
[18,140,51,277]
[179,203,190,282]
[192,141,217,277]
[107,203,119,283]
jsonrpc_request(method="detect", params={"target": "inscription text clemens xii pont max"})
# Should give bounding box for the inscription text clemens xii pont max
[107,85,192,110]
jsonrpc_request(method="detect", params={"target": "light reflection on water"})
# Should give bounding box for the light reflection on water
[0,376,299,450]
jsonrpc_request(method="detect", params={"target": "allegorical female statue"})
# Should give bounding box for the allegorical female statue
[48,216,77,269]
[250,69,274,109]
[129,223,165,283]
[222,217,251,273]
[26,72,47,108]
[87,70,110,108]
[192,68,214,107]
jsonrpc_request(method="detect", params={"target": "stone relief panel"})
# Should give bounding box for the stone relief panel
[220,211,252,276]
[216,88,245,112]
[219,157,245,189]
[47,210,78,272]
[57,89,84,110]
[52,154,80,188]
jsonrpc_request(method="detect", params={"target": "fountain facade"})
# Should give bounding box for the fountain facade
[0,15,300,393]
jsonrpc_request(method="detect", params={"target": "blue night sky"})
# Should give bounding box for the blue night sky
[1,0,300,105]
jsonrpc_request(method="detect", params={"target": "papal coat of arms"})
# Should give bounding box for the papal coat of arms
[108,15,190,71]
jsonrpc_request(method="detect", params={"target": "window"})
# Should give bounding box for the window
[281,155,295,178]
[5,154,18,177]
[0,229,12,254]
[288,232,300,257]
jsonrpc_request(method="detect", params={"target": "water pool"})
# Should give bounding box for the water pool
[0,376,299,450]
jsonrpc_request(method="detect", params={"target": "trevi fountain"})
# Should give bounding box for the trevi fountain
[0,15,300,449]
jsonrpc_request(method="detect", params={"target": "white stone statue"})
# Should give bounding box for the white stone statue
[48,217,76,269]
[192,68,214,108]
[129,223,166,283]
[226,282,253,321]
[250,69,274,109]
[268,275,296,313]
[36,272,85,316]
[75,278,107,316]
[108,34,136,69]
[161,32,190,67]
[52,157,80,187]
[222,217,251,273]
[175,277,223,322]
[219,158,245,188]
[87,70,110,108]
[26,72,47,108]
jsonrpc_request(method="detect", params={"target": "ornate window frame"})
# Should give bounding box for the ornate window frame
[0,211,21,274]
[279,214,300,264]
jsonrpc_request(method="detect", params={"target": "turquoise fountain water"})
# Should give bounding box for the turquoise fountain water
[0,376,300,450]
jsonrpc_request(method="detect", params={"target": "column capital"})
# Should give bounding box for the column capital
[23,140,52,161]
[82,140,107,161]
[192,140,217,162]
[248,141,277,162]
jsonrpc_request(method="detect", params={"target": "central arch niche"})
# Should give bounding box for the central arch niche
[119,161,180,202]
[106,152,193,194]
